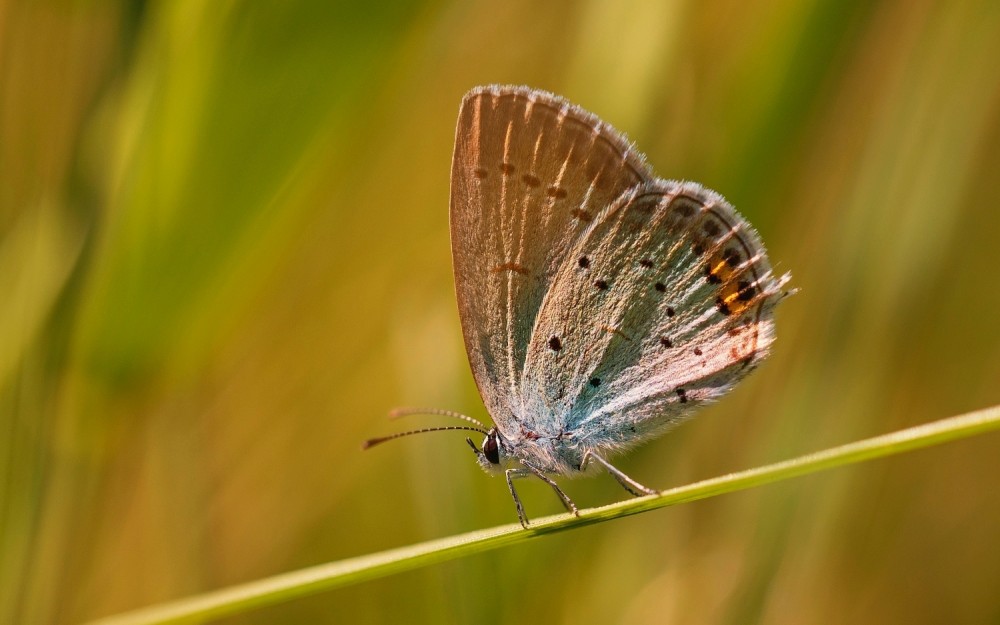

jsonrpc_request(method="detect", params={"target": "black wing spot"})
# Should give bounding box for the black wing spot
[589,377,601,387]
[639,258,654,268]
[716,297,731,316]
[674,198,696,217]
[676,388,688,403]
[737,280,756,301]
[578,256,590,269]
[548,336,562,351]
[666,306,675,317]
[595,279,609,291]
[660,336,673,348]
[654,282,666,292]
[693,347,703,356]
[705,266,722,284]
[723,248,742,268]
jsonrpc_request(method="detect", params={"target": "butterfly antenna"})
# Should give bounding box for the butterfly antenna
[362,425,487,450]
[387,407,487,429]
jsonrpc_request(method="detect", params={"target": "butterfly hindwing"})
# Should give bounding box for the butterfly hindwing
[520,179,787,449]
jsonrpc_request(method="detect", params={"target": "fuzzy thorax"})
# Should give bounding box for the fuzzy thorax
[473,426,602,476]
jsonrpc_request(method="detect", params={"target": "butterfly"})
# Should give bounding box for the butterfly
[365,85,791,528]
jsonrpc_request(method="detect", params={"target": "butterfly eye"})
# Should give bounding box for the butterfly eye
[482,431,500,464]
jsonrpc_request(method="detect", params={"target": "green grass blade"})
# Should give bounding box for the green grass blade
[87,404,1000,625]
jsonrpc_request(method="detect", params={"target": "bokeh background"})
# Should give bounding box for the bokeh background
[3,1,1000,623]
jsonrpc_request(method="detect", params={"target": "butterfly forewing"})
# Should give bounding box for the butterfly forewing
[450,86,653,429]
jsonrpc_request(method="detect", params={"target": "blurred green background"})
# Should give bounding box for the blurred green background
[3,1,1000,623]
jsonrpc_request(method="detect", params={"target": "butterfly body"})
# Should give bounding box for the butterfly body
[367,85,790,527]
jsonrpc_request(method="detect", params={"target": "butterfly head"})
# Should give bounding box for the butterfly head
[467,427,508,473]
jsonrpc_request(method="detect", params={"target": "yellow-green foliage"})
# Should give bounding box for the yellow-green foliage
[2,2,999,624]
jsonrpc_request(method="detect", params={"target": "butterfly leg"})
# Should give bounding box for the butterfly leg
[504,469,533,528]
[522,462,579,517]
[505,466,579,528]
[581,451,659,497]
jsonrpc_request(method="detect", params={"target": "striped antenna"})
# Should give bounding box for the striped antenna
[387,407,487,429]
[362,425,487,450]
